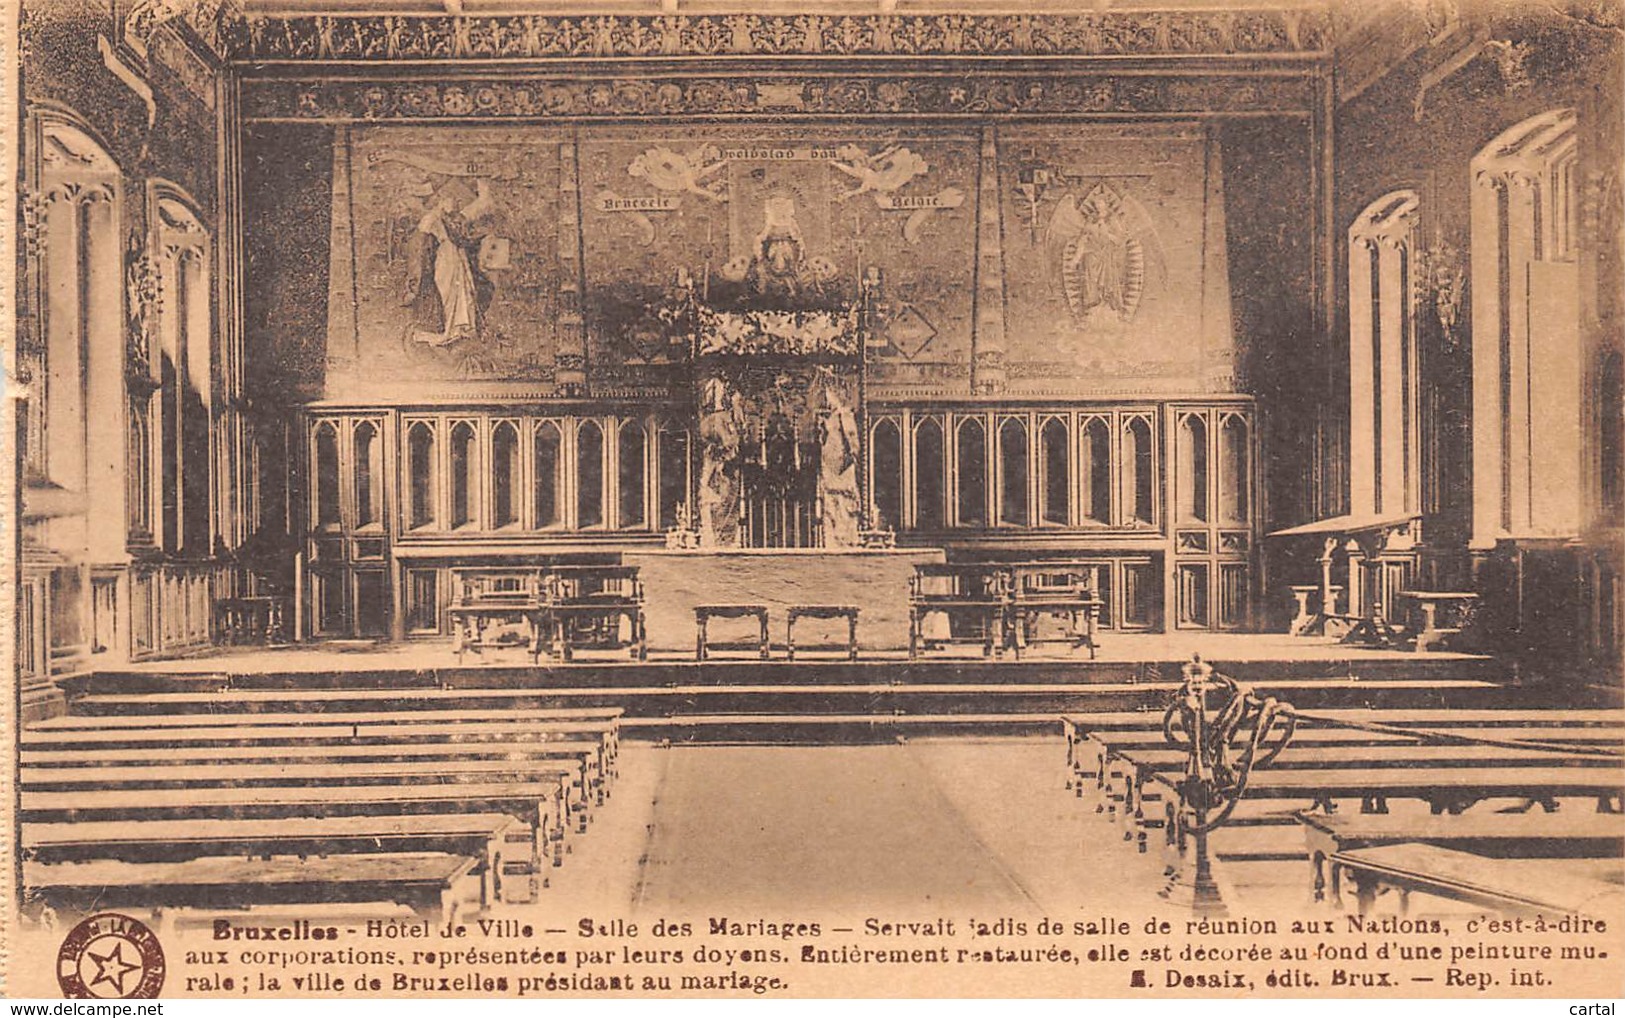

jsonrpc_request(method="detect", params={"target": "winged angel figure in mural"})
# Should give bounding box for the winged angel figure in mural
[828,144,929,202]
[629,145,729,202]
[1044,183,1167,329]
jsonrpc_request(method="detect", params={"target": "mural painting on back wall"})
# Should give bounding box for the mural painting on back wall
[579,125,977,395]
[999,124,1235,393]
[329,127,563,393]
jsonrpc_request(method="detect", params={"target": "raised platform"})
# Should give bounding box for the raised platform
[56,634,1553,742]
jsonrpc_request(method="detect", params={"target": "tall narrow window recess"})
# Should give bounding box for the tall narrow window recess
[1348,190,1420,521]
[577,419,605,529]
[449,422,476,529]
[914,417,946,531]
[1080,417,1112,526]
[1177,413,1209,524]
[534,421,562,529]
[491,421,520,528]
[1123,416,1155,527]
[1039,417,1070,526]
[34,117,126,561]
[354,420,381,528]
[1219,414,1250,524]
[998,417,1030,527]
[313,421,341,530]
[618,419,647,530]
[870,418,902,532]
[407,422,436,530]
[1470,109,1581,544]
[955,417,988,528]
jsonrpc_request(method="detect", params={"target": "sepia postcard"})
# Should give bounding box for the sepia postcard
[1,0,1622,1001]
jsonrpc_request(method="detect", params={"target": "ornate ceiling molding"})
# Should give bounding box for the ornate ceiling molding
[240,71,1318,121]
[228,9,1330,64]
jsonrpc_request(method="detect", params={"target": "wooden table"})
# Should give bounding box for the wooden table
[545,566,646,662]
[1329,843,1625,919]
[786,605,859,661]
[447,600,545,664]
[216,596,290,645]
[1009,593,1101,659]
[1398,590,1479,652]
[908,565,1010,659]
[1009,563,1102,659]
[695,604,770,660]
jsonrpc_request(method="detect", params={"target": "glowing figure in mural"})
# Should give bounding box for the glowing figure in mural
[816,375,861,548]
[697,375,743,547]
[1044,183,1159,329]
[403,178,495,348]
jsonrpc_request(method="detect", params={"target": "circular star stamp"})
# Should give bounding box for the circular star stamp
[56,913,166,999]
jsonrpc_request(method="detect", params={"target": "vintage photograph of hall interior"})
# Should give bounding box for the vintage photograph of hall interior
[7,0,1624,922]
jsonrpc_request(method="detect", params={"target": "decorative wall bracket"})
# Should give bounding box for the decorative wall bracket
[124,238,162,392]
[1414,231,1467,346]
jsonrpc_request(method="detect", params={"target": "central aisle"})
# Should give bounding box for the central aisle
[623,739,1146,915]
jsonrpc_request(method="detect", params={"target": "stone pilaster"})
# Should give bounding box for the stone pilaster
[971,125,1006,395]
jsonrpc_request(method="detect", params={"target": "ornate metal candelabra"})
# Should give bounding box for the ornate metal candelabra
[1157,655,1297,913]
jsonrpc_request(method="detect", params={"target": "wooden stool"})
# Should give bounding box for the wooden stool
[786,605,859,661]
[694,604,770,661]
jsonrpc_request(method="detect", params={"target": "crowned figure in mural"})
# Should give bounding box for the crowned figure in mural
[698,374,744,548]
[816,373,862,548]
[402,177,496,348]
[738,192,841,303]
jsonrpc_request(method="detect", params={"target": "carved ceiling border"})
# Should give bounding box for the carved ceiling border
[228,10,1330,64]
[240,71,1318,121]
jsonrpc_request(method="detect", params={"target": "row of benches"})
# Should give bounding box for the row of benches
[1062,706,1625,918]
[20,697,626,927]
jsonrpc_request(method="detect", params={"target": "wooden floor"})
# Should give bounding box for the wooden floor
[524,738,1276,919]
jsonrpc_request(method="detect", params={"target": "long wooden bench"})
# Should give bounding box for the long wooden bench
[1147,765,1624,816]
[23,852,482,925]
[1063,710,1623,777]
[19,760,591,837]
[33,706,627,728]
[1065,708,1625,852]
[20,759,587,810]
[21,783,571,865]
[22,721,618,768]
[29,708,623,764]
[1095,744,1616,835]
[1328,843,1625,919]
[23,814,533,905]
[65,690,630,716]
[24,741,610,800]
[1297,811,1625,905]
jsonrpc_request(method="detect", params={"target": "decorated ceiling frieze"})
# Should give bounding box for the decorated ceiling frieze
[228,9,1329,64]
[240,72,1318,121]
